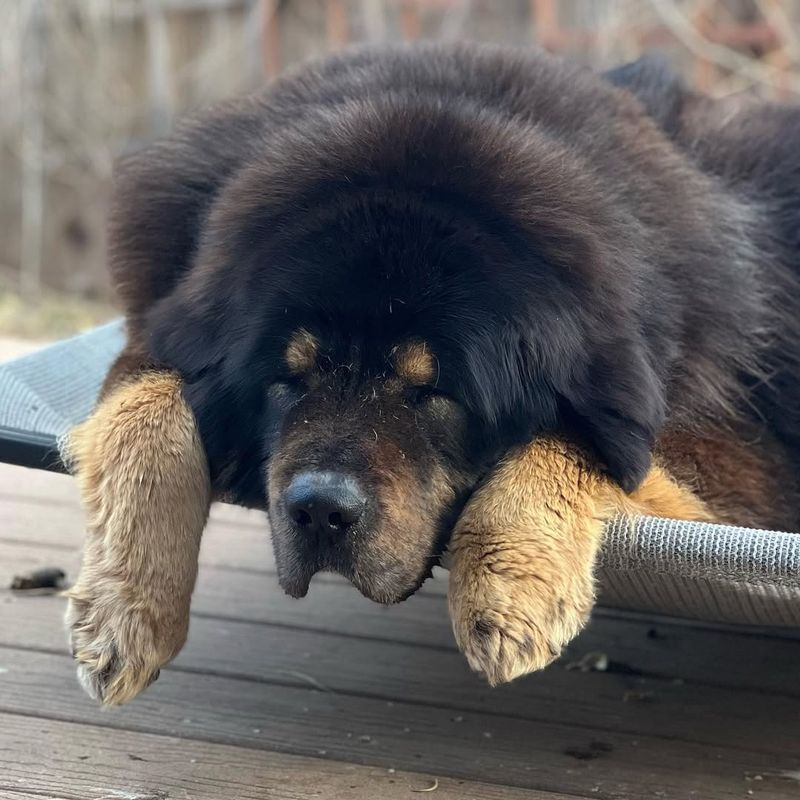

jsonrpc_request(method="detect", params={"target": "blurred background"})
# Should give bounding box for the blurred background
[1,0,799,347]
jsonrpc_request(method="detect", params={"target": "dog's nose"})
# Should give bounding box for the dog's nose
[284,471,366,538]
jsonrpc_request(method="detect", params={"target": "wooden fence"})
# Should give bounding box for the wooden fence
[1,0,798,301]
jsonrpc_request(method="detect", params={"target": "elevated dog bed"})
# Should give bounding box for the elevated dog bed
[2,322,798,627]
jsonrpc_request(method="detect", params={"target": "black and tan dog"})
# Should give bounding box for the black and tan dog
[65,43,800,705]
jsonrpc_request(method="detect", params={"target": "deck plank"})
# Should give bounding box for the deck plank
[0,712,560,800]
[0,647,797,799]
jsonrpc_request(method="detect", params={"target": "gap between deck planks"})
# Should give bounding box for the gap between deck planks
[1,713,566,800]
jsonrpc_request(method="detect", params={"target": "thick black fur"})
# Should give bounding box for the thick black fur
[110,43,800,512]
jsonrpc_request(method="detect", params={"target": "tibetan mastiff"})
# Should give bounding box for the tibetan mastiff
[65,43,800,705]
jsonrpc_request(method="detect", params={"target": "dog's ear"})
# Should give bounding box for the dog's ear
[455,315,663,493]
[107,96,268,374]
[145,272,275,498]
[562,341,665,493]
[602,55,689,137]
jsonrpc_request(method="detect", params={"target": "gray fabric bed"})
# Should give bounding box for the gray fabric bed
[2,322,798,627]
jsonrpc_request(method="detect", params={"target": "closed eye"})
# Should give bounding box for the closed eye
[406,386,455,406]
[267,380,304,411]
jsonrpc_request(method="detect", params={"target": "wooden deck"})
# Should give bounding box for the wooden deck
[2,462,799,800]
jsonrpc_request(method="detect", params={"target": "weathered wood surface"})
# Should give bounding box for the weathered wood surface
[2,463,800,799]
[5,532,800,698]
[1,713,566,800]
[2,647,798,800]
[4,585,800,759]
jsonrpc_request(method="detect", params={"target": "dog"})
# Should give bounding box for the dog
[65,42,800,705]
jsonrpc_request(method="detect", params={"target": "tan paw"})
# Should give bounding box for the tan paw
[65,582,189,706]
[448,535,595,685]
[446,438,609,685]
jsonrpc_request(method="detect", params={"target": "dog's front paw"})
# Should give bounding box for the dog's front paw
[446,438,607,685]
[448,530,595,685]
[63,371,210,705]
[65,581,189,706]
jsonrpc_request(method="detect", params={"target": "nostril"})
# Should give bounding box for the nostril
[328,511,346,530]
[293,509,313,527]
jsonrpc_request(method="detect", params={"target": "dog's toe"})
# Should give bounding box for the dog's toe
[457,611,563,686]
[448,541,593,685]
[66,587,181,706]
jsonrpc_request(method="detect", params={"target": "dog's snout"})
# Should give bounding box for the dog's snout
[284,471,366,538]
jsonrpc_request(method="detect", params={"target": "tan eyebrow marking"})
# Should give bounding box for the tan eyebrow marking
[392,340,437,385]
[285,329,318,375]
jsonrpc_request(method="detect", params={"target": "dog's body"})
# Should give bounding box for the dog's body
[67,44,800,704]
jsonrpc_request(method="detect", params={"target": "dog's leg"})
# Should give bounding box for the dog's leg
[448,437,711,685]
[64,371,210,705]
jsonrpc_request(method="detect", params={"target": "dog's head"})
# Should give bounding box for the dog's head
[146,183,662,603]
[263,332,486,602]
[142,48,682,603]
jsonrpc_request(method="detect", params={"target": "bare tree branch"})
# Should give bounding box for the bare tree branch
[650,0,800,95]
